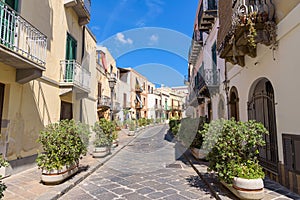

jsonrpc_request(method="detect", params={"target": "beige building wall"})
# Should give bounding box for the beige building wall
[96,47,118,120]
[0,1,96,168]
[127,68,148,119]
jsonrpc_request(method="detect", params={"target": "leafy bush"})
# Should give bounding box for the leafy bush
[0,156,8,199]
[138,118,147,127]
[128,120,136,131]
[93,118,115,147]
[200,119,268,183]
[36,119,91,171]
[169,119,181,135]
[147,118,153,125]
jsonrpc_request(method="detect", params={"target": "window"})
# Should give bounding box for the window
[283,134,300,173]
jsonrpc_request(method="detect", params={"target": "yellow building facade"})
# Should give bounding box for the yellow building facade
[0,0,97,173]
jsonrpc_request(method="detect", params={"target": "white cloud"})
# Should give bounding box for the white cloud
[116,33,133,44]
[150,34,159,42]
[148,34,159,45]
[91,26,100,31]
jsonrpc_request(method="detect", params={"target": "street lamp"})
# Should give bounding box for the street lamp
[108,73,117,121]
[134,99,138,131]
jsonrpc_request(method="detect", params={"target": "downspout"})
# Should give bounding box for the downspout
[80,26,86,122]
[224,62,230,119]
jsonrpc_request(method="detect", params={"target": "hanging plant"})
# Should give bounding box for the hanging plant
[247,14,257,48]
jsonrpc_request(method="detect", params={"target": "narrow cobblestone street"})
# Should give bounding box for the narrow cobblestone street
[60,125,214,200]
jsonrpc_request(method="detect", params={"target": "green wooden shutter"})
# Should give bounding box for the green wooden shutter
[5,0,18,11]
[65,33,77,82]
[0,0,17,48]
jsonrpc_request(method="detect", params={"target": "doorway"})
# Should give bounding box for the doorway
[248,78,278,173]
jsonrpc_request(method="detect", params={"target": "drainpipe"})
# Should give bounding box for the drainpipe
[224,62,230,119]
[82,26,86,60]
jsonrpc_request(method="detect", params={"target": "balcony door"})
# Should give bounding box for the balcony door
[0,83,4,130]
[0,0,18,48]
[65,33,77,82]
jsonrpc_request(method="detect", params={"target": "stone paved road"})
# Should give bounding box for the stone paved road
[60,125,215,200]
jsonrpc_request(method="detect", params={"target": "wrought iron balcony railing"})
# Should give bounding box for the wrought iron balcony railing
[0,2,47,67]
[97,95,110,108]
[60,60,91,92]
[204,68,220,87]
[188,30,203,65]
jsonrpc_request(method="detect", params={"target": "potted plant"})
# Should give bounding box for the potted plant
[36,119,90,184]
[92,118,114,158]
[127,120,135,136]
[0,156,8,199]
[111,131,119,148]
[189,117,207,159]
[200,119,268,200]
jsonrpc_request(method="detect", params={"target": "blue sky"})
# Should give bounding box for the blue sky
[89,0,198,87]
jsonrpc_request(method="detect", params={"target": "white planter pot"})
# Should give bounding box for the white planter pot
[191,148,208,159]
[112,140,118,148]
[221,178,264,200]
[41,163,78,184]
[233,177,264,190]
[128,130,135,136]
[93,146,110,158]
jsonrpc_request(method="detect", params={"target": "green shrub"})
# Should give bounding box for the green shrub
[0,156,8,199]
[36,119,91,171]
[93,118,115,147]
[200,119,268,183]
[128,120,136,131]
[171,123,181,135]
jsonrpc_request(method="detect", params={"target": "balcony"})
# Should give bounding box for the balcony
[113,102,121,114]
[135,85,143,93]
[64,0,91,25]
[218,0,277,66]
[97,95,110,110]
[0,2,47,84]
[59,60,91,98]
[188,30,203,65]
[154,104,162,110]
[203,69,220,95]
[198,1,218,33]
